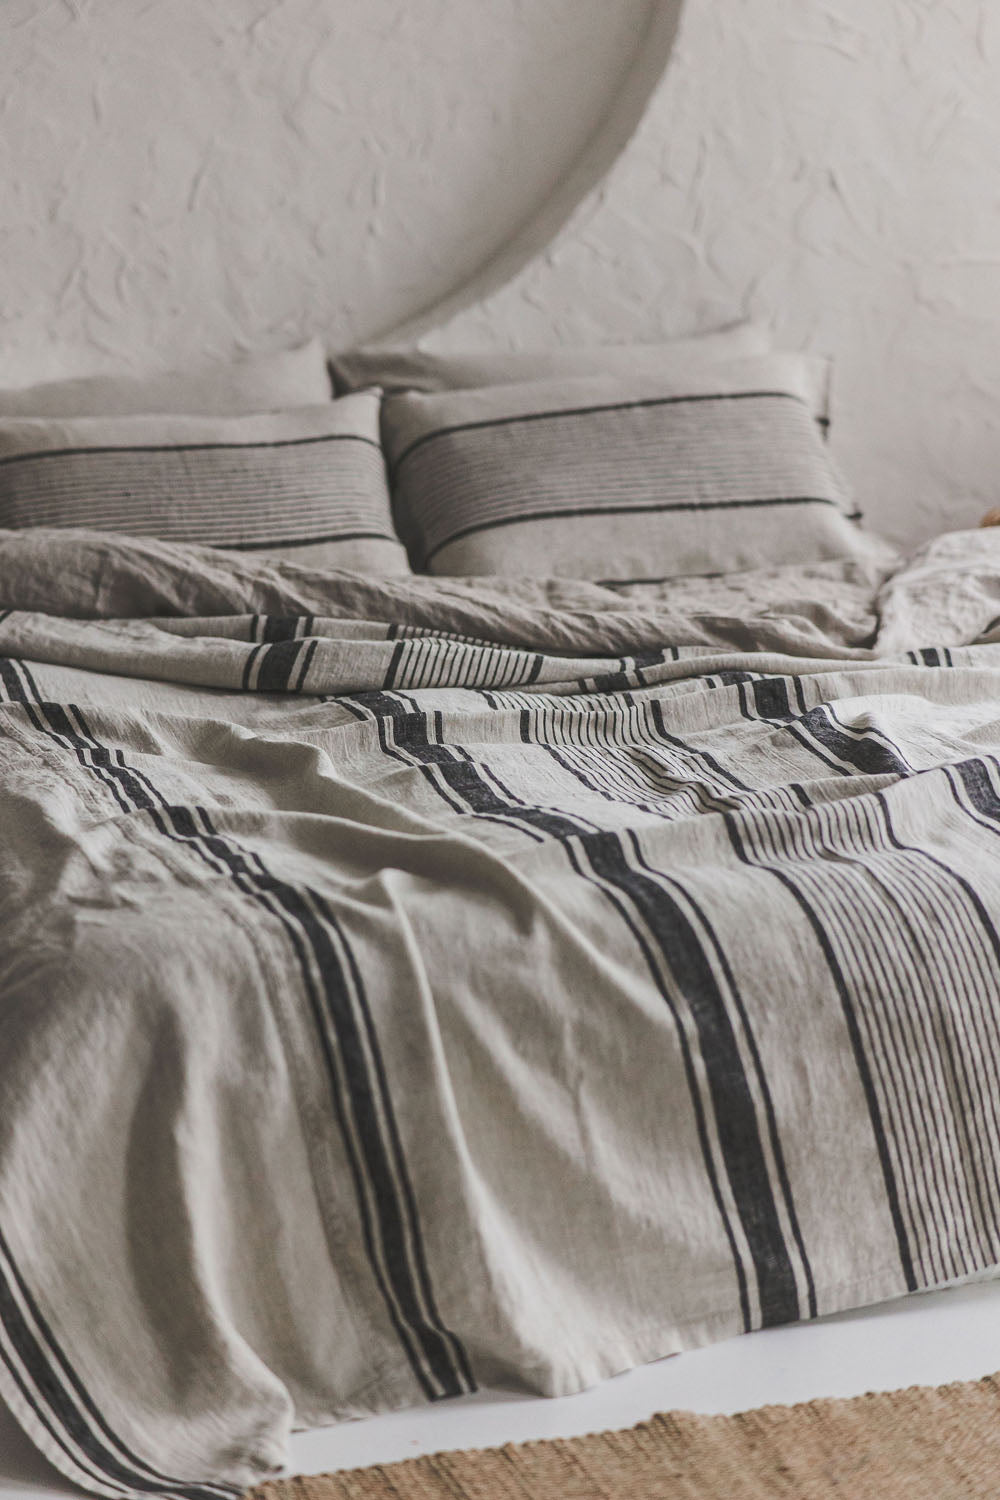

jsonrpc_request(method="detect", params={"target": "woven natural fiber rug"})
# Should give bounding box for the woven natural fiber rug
[248,1373,1000,1499]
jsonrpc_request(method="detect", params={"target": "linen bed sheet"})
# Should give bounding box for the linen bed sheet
[4,526,1000,1496]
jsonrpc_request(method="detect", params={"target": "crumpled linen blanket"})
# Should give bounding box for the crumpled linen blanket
[4,526,1000,1497]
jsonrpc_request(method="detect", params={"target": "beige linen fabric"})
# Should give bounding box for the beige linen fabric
[379,354,887,580]
[0,339,332,417]
[5,528,1000,1498]
[0,395,410,573]
[329,321,771,394]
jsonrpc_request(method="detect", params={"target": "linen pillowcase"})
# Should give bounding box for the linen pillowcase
[0,339,332,418]
[330,321,772,395]
[381,353,879,582]
[0,392,410,573]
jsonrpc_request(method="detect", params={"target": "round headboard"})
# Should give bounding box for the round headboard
[0,0,681,380]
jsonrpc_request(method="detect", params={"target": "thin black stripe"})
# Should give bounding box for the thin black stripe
[420,495,842,569]
[0,682,474,1435]
[240,644,262,692]
[0,431,382,469]
[220,529,397,552]
[353,690,803,1329]
[533,710,816,1319]
[54,720,473,1404]
[721,810,916,1290]
[0,1234,234,1499]
[390,390,815,476]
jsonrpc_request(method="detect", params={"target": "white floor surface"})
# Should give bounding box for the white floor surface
[4,1279,1000,1496]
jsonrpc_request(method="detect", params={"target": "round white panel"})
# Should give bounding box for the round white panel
[0,0,669,377]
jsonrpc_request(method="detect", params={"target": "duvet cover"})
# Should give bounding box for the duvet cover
[3,525,1000,1496]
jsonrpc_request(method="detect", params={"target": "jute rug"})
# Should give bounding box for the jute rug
[247,1373,1000,1499]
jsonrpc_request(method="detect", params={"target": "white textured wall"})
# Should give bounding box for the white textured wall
[438,1,1000,546]
[3,0,999,546]
[0,0,656,375]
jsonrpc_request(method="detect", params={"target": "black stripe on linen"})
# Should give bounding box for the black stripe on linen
[383,641,406,691]
[421,496,841,571]
[720,809,917,1291]
[77,731,473,1405]
[0,683,239,1498]
[222,529,396,551]
[522,705,813,1320]
[0,1227,236,1500]
[0,431,382,470]
[0,678,474,1464]
[792,706,910,779]
[349,689,805,1331]
[870,786,1000,1274]
[255,639,315,693]
[140,801,473,1404]
[723,691,1000,1285]
[390,390,815,477]
[738,685,912,781]
[261,616,306,643]
[583,829,802,1326]
[240,639,318,693]
[720,766,1000,1289]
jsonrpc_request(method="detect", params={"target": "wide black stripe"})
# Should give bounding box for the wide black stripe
[383,640,406,691]
[390,390,814,476]
[0,684,234,1498]
[0,1239,234,1500]
[721,809,917,1291]
[0,682,474,1442]
[420,496,842,570]
[154,805,458,1402]
[255,639,308,693]
[585,829,801,1325]
[240,644,262,692]
[358,690,801,1329]
[530,710,810,1318]
[71,753,473,1403]
[260,616,303,643]
[750,676,795,722]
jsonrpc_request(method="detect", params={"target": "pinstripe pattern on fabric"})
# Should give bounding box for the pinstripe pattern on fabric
[381,355,881,580]
[6,531,1000,1498]
[0,395,410,570]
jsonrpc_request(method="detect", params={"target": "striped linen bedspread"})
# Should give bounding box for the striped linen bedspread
[3,525,1000,1497]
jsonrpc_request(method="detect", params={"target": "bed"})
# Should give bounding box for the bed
[3,333,1000,1495]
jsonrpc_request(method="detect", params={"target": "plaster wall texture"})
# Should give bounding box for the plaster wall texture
[2,0,998,547]
[0,0,656,375]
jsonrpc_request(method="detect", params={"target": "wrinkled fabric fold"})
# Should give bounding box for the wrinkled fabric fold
[4,527,1000,1497]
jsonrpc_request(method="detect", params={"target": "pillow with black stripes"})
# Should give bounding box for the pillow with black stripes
[330,320,770,395]
[0,338,332,418]
[0,392,411,573]
[382,353,888,581]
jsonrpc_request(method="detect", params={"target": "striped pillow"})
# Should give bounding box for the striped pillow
[0,393,411,573]
[382,353,882,581]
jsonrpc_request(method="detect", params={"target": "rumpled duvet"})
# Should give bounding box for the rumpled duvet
[4,525,1000,1496]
